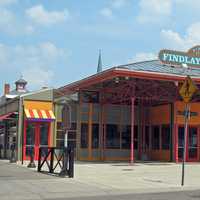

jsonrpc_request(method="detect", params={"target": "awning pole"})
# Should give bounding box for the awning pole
[130,97,135,165]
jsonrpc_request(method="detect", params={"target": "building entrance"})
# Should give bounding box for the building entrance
[178,126,199,162]
[23,122,50,160]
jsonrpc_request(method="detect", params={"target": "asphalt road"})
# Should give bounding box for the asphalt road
[48,190,200,200]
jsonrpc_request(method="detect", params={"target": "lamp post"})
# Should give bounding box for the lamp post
[59,100,71,176]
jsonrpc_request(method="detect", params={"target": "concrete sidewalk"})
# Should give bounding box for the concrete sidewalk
[0,160,200,200]
[75,161,200,190]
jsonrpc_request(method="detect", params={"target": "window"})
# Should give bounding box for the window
[68,123,77,148]
[81,123,88,148]
[121,125,138,149]
[178,127,184,159]
[145,126,149,150]
[56,122,64,148]
[161,125,170,150]
[134,126,138,150]
[106,124,120,149]
[152,126,160,150]
[92,124,99,148]
[121,125,131,149]
[40,123,49,146]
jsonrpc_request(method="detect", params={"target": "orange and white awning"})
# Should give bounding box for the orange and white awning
[24,109,55,121]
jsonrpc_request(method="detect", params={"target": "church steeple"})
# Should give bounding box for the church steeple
[97,50,102,73]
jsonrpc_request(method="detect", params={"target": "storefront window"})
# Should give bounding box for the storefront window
[26,123,35,156]
[81,123,88,148]
[92,124,99,148]
[145,126,149,150]
[178,127,184,159]
[121,125,131,149]
[152,126,160,150]
[40,123,49,146]
[68,122,77,148]
[106,124,120,149]
[134,126,138,150]
[56,122,64,148]
[161,125,170,150]
[121,125,138,149]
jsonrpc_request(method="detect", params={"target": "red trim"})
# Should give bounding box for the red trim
[198,127,200,162]
[23,121,51,160]
[58,69,200,95]
[174,123,178,163]
[187,126,198,162]
[130,97,135,164]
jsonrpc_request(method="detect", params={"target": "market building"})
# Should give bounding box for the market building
[56,46,200,163]
[1,46,200,164]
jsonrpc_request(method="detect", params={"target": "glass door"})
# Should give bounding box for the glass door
[178,126,199,162]
[178,127,184,161]
[25,122,37,160]
[24,122,50,160]
[38,123,49,159]
[187,127,198,161]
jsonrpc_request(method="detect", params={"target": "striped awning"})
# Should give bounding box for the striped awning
[24,109,55,121]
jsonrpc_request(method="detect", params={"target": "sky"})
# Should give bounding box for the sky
[0,0,200,92]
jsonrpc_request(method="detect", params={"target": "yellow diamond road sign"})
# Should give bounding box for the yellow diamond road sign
[179,76,198,103]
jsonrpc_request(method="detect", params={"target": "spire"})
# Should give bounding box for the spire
[97,50,102,73]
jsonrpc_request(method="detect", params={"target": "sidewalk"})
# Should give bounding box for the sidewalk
[19,160,200,191]
[75,161,200,190]
[1,160,200,200]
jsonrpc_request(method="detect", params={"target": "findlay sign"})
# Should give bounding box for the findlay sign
[159,46,200,67]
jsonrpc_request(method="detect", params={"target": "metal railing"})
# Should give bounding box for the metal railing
[37,147,74,178]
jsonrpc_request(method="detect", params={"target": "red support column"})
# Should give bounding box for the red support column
[175,124,178,163]
[198,127,200,161]
[174,103,179,163]
[139,104,142,160]
[103,105,106,160]
[130,97,135,164]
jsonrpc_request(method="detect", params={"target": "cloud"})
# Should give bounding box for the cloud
[137,0,172,24]
[0,8,15,32]
[0,7,35,35]
[100,0,128,19]
[26,4,69,26]
[175,0,200,8]
[0,0,17,6]
[130,52,157,62]
[100,8,113,19]
[161,22,200,50]
[22,67,54,89]
[0,42,68,89]
[110,0,128,9]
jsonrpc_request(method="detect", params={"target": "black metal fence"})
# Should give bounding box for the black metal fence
[37,147,74,178]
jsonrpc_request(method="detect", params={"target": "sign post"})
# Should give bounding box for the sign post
[179,76,198,186]
[181,103,188,186]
